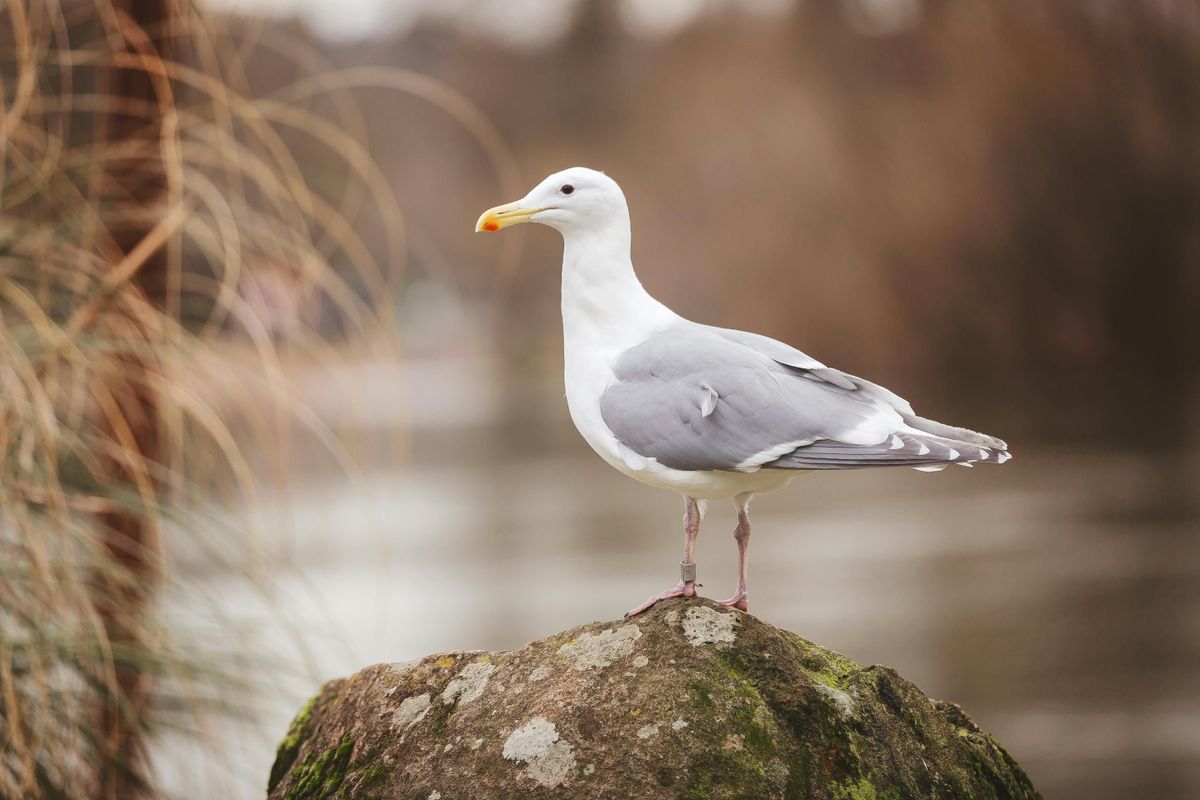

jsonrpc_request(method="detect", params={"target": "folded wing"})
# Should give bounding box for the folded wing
[599,324,1009,474]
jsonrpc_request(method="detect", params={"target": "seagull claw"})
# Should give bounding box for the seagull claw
[625,581,697,618]
[717,593,749,613]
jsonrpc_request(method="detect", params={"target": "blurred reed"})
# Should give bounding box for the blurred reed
[0,1,516,797]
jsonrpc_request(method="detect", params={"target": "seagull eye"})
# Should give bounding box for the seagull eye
[560,184,575,195]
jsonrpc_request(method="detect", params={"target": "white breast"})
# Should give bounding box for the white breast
[559,261,797,501]
[560,275,665,477]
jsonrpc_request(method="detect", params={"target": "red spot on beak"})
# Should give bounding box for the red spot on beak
[483,221,500,232]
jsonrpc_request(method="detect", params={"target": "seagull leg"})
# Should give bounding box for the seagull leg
[626,497,701,617]
[719,494,753,612]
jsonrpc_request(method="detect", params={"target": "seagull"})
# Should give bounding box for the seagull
[476,167,1010,617]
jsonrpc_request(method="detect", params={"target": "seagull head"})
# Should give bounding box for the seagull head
[475,167,628,236]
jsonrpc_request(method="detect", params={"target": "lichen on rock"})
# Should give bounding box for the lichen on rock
[390,692,431,729]
[268,597,1040,800]
[680,604,739,647]
[440,660,494,706]
[557,622,642,670]
[636,723,659,740]
[502,716,577,788]
[815,682,855,719]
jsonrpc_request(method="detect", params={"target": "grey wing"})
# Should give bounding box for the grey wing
[701,325,826,371]
[703,323,914,411]
[600,325,1010,473]
[599,328,907,472]
[706,323,1008,455]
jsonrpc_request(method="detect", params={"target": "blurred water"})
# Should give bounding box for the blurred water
[159,358,1200,800]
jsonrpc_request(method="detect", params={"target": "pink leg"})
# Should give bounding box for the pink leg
[719,496,752,612]
[626,497,701,617]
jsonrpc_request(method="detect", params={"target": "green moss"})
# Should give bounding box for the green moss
[344,751,392,800]
[712,657,783,755]
[269,694,319,793]
[284,735,354,800]
[282,697,317,751]
[830,777,879,800]
[787,635,857,690]
[680,660,785,799]
[683,748,772,800]
[358,761,389,787]
[689,681,715,712]
[720,660,766,703]
[741,709,775,754]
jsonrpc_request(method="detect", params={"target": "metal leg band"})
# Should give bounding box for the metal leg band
[680,561,697,583]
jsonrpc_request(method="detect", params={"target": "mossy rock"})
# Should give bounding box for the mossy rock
[267,597,1039,800]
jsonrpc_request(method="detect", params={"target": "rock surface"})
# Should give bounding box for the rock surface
[268,597,1040,800]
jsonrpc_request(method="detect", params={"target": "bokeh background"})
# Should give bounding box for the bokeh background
[3,1,1199,798]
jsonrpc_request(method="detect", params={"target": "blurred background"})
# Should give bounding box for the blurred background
[2,0,1199,798]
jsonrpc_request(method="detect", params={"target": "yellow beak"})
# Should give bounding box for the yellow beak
[475,200,542,232]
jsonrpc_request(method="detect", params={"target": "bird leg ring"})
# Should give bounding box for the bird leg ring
[626,498,703,617]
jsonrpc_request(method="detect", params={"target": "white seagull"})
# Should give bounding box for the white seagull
[476,167,1010,617]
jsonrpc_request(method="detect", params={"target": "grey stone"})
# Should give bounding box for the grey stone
[268,597,1040,800]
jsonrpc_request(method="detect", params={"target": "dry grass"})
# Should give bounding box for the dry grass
[0,1,516,797]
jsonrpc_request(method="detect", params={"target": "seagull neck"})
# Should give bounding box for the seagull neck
[560,226,674,349]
